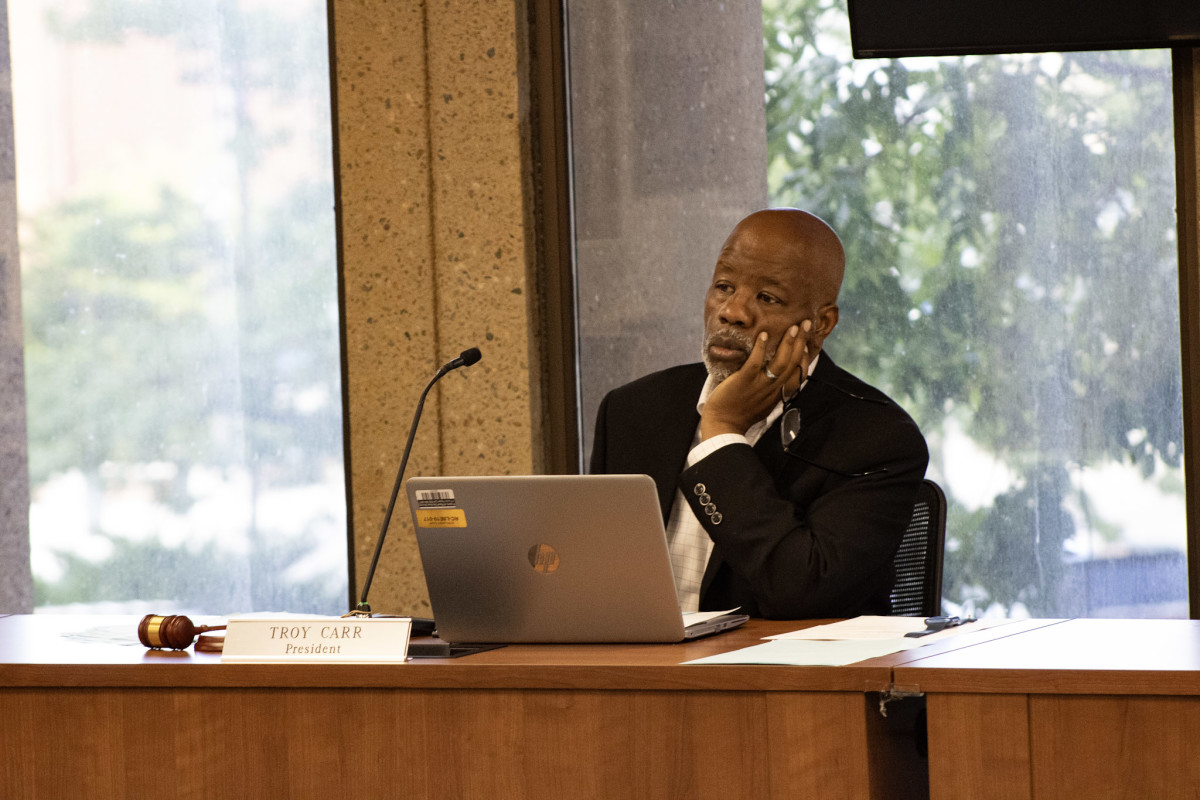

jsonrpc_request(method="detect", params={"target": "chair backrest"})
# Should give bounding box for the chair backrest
[890,479,947,617]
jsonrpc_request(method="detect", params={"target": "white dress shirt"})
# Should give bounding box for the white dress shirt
[665,355,818,612]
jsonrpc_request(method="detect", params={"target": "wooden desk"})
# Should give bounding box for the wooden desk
[894,619,1200,800]
[0,615,929,800]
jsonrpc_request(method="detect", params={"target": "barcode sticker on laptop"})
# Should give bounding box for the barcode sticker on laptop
[415,489,457,508]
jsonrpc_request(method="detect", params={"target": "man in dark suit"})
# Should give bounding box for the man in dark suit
[589,209,928,619]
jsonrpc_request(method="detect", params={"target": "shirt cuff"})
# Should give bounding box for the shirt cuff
[686,433,749,468]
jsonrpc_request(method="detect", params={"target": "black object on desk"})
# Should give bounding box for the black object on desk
[408,638,505,658]
[904,615,974,638]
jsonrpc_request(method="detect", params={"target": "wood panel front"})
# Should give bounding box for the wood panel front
[1029,695,1200,800]
[927,693,1200,800]
[926,693,1032,800]
[0,685,895,800]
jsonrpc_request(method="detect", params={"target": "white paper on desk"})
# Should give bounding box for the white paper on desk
[766,616,930,640]
[682,638,915,666]
[682,608,741,627]
[766,615,1005,643]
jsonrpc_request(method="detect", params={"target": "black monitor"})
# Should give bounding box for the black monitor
[847,0,1200,58]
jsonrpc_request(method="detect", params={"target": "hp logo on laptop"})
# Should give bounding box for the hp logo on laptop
[528,544,560,573]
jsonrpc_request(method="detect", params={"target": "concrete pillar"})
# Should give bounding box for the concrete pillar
[0,0,33,613]
[330,0,541,615]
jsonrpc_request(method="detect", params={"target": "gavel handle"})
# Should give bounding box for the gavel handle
[195,624,227,634]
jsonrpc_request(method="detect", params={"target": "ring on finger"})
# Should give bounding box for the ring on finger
[764,368,778,381]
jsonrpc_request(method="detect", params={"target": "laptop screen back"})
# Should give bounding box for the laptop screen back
[405,474,689,643]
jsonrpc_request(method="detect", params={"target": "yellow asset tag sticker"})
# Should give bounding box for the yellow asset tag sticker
[416,508,467,528]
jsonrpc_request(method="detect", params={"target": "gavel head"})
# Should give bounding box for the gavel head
[138,614,202,650]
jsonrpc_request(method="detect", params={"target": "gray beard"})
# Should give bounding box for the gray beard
[702,353,737,384]
[701,328,775,384]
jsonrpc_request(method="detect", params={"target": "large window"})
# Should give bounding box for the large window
[570,0,1185,618]
[763,0,1183,618]
[8,0,346,614]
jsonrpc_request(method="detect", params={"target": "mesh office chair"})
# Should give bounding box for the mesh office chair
[889,479,947,617]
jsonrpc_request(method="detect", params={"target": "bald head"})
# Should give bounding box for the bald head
[702,208,844,379]
[721,208,845,306]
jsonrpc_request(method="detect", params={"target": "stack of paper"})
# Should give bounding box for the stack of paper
[683,615,998,666]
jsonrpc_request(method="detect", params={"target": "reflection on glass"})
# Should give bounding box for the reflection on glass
[570,0,1185,620]
[12,0,346,614]
[764,0,1183,617]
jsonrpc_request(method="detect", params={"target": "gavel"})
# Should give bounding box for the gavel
[138,614,226,651]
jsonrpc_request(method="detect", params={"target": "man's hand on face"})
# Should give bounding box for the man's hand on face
[700,320,812,441]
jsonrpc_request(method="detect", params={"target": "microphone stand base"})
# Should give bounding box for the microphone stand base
[407,640,506,658]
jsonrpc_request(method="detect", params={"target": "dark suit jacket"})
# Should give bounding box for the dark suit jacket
[588,352,929,619]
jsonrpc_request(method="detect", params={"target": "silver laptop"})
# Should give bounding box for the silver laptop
[405,474,748,643]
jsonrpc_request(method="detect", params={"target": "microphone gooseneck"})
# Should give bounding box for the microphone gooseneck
[354,347,482,615]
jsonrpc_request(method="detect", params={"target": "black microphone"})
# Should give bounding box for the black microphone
[448,347,482,369]
[353,347,482,615]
